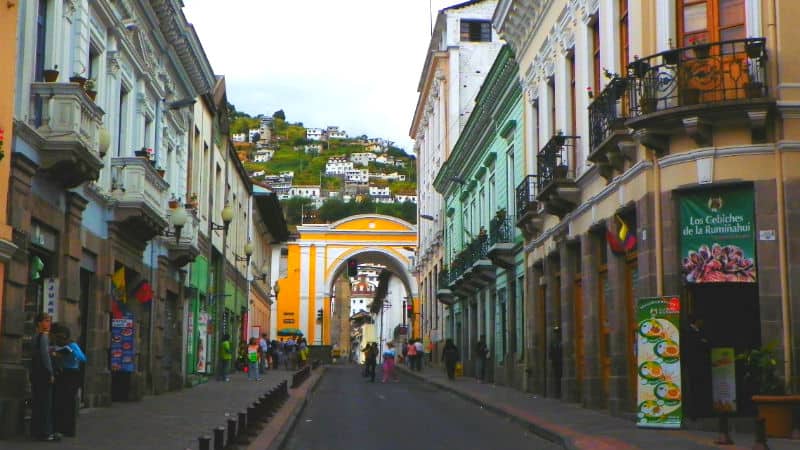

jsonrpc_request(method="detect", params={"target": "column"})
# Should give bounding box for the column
[559,238,579,402]
[580,232,604,408]
[298,243,311,339]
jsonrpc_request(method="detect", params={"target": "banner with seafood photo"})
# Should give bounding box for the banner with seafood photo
[636,296,682,428]
[679,186,756,283]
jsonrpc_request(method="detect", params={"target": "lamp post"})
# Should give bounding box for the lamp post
[164,205,188,243]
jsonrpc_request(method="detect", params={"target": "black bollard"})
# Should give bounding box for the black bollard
[237,411,247,436]
[791,405,800,440]
[752,417,769,450]
[213,427,225,450]
[227,418,237,446]
[246,405,261,436]
[198,435,211,450]
[715,415,734,445]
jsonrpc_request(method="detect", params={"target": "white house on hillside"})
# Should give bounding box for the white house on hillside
[289,185,321,199]
[305,144,323,154]
[306,128,323,141]
[350,152,376,167]
[326,156,353,175]
[253,149,275,162]
[345,169,369,184]
[326,126,347,140]
[395,194,417,204]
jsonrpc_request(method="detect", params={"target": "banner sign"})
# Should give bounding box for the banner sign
[196,313,209,373]
[636,296,682,429]
[110,315,135,372]
[679,186,756,283]
[43,278,59,320]
[711,347,737,413]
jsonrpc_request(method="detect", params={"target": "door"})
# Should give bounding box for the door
[624,255,638,406]
[574,275,584,399]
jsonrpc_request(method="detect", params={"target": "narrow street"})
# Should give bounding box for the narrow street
[283,365,561,450]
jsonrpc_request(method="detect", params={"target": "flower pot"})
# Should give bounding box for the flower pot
[43,70,59,82]
[752,395,800,438]
[157,169,165,178]
[86,90,97,101]
[168,200,179,209]
[134,150,148,158]
[692,44,710,59]
[186,201,198,210]
[746,41,764,59]
[630,60,650,78]
[746,82,764,99]
[69,76,87,87]
[662,49,680,65]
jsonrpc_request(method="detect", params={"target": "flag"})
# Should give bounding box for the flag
[134,281,154,304]
[607,215,637,255]
[112,266,127,303]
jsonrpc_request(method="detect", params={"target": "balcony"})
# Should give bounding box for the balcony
[28,82,105,187]
[535,135,581,218]
[488,214,516,269]
[515,175,544,238]
[626,37,770,152]
[110,157,170,247]
[436,269,455,305]
[587,77,636,181]
[463,234,495,288]
[164,210,201,267]
[448,251,472,296]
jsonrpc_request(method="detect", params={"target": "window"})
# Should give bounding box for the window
[568,51,577,137]
[117,87,129,156]
[619,0,629,71]
[460,20,492,42]
[679,0,745,45]
[548,77,556,135]
[35,0,48,82]
[591,18,601,93]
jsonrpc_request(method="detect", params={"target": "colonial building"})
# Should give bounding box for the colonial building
[411,0,502,360]
[494,0,800,421]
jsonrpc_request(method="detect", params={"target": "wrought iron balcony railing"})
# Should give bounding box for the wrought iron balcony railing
[537,134,579,193]
[438,269,450,290]
[628,37,767,117]
[515,175,538,218]
[588,76,630,151]
[467,235,489,266]
[489,215,514,246]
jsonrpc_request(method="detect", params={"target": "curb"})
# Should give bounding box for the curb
[261,366,327,450]
[397,366,573,450]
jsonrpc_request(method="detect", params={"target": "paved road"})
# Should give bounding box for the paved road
[283,365,562,450]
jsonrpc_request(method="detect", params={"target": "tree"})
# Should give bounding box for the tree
[273,109,286,121]
[318,199,351,222]
[281,197,313,225]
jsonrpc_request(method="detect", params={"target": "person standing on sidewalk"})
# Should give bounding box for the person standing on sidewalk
[364,343,378,382]
[414,339,424,371]
[442,339,460,381]
[381,342,398,383]
[30,312,59,441]
[51,323,87,437]
[247,338,261,381]
[218,334,232,382]
[406,338,418,371]
[474,335,489,383]
[259,333,269,374]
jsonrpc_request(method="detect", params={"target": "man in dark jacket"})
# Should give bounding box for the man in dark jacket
[30,313,59,441]
[442,339,460,380]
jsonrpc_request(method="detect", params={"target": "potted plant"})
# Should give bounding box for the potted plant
[84,79,97,101]
[688,36,710,58]
[495,208,507,221]
[186,192,199,209]
[168,194,180,209]
[43,65,59,82]
[69,62,87,86]
[134,147,149,158]
[629,56,651,78]
[156,166,165,178]
[553,130,566,146]
[662,40,680,65]
[745,39,765,59]
[736,342,800,438]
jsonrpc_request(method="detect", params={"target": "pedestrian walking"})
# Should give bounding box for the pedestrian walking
[442,338,459,381]
[406,338,417,371]
[363,343,378,382]
[259,333,269,374]
[51,323,86,438]
[413,339,424,371]
[247,338,261,381]
[217,334,232,382]
[401,341,409,367]
[474,335,489,383]
[381,342,398,383]
[549,325,563,397]
[30,312,59,441]
[284,337,296,370]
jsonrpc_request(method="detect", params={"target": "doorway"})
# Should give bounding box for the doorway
[686,283,761,416]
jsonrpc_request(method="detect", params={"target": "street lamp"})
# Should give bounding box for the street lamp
[253,262,270,283]
[419,214,436,221]
[235,240,253,264]
[163,205,188,243]
[212,202,234,232]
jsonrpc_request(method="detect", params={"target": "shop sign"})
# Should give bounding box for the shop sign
[711,347,737,413]
[110,315,135,373]
[43,278,58,321]
[196,313,209,373]
[679,186,756,283]
[636,296,682,429]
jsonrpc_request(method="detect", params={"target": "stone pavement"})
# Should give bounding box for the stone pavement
[0,369,293,450]
[397,365,798,450]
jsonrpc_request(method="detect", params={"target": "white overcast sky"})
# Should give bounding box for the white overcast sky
[183,0,458,153]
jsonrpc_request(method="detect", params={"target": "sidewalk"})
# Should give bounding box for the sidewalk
[398,365,797,450]
[1,369,292,450]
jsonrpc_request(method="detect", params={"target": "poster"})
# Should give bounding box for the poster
[196,312,209,373]
[679,186,756,283]
[711,347,737,413]
[636,296,682,429]
[110,315,135,372]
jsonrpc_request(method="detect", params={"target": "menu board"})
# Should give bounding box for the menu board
[711,347,737,413]
[110,315,135,372]
[636,296,682,429]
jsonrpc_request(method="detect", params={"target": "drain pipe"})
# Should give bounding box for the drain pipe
[652,149,664,296]
[766,0,793,392]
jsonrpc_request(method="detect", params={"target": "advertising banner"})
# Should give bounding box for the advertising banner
[636,296,682,428]
[711,347,737,414]
[196,312,209,373]
[679,186,756,283]
[43,278,59,320]
[110,315,135,372]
